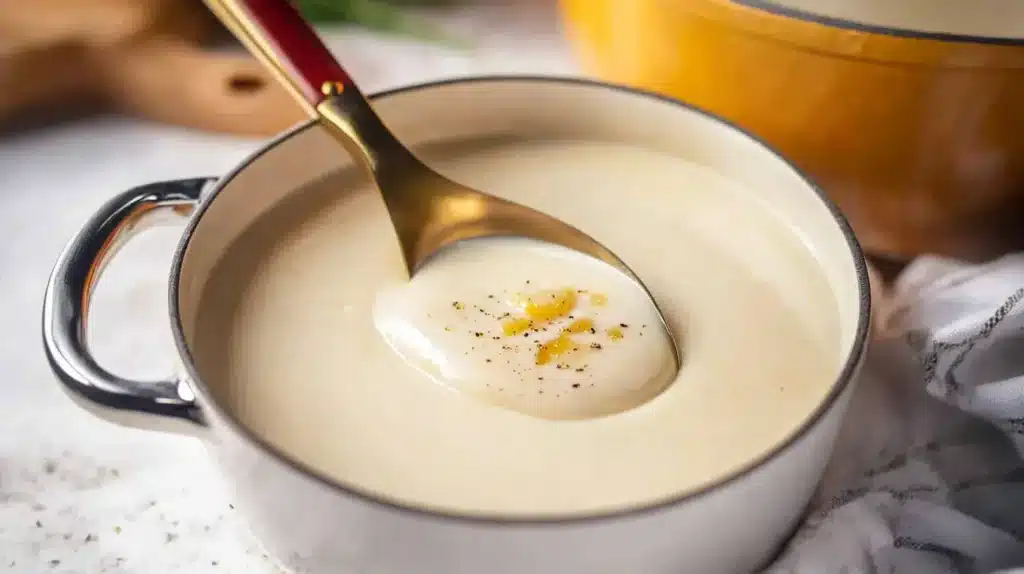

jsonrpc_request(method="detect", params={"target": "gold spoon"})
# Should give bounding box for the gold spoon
[203,0,680,367]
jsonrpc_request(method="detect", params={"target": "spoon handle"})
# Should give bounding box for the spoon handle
[203,0,352,114]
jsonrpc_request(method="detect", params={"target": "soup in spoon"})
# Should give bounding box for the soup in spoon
[375,237,678,420]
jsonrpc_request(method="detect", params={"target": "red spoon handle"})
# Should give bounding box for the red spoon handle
[228,0,352,107]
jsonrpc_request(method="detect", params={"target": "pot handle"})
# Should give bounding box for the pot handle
[42,177,216,435]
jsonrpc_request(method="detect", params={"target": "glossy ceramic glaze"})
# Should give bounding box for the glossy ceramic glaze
[559,0,1024,260]
[42,78,870,574]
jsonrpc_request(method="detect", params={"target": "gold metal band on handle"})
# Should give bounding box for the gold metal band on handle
[321,81,346,96]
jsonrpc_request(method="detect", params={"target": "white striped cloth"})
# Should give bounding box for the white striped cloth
[768,255,1024,574]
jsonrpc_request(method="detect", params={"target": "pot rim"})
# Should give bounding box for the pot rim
[731,0,1024,46]
[168,75,871,526]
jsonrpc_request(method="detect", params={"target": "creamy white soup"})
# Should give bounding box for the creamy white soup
[194,138,841,517]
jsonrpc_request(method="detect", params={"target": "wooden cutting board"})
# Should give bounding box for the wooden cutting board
[0,0,303,136]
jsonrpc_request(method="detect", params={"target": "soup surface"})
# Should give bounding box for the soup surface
[194,138,841,517]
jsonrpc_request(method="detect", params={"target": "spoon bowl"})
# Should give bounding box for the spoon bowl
[204,0,681,368]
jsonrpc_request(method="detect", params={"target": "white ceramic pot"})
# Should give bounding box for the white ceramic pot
[42,77,871,574]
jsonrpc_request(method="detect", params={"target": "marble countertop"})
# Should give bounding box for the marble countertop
[0,4,578,572]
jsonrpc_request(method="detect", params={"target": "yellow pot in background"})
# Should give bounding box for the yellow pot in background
[559,0,1024,260]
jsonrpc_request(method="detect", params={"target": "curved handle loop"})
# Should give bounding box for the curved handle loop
[42,178,216,434]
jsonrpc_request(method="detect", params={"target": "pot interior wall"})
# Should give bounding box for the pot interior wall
[176,78,865,412]
[740,0,1024,40]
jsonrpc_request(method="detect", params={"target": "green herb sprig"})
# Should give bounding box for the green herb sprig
[294,0,460,44]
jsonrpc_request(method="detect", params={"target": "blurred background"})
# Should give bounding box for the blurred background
[0,0,574,134]
[3,0,1022,266]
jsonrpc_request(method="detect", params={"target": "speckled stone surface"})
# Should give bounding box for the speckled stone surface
[0,4,576,572]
